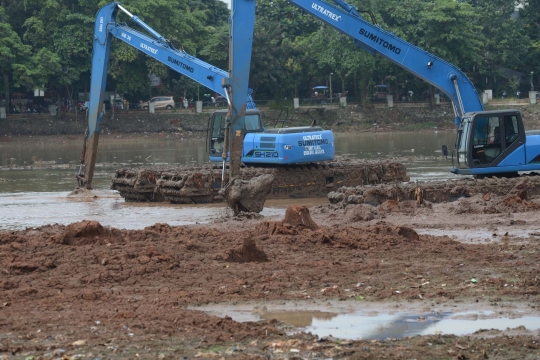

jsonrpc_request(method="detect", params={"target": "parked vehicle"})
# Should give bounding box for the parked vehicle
[371,85,392,102]
[141,96,175,110]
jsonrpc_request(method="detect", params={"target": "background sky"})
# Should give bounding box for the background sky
[222,0,231,9]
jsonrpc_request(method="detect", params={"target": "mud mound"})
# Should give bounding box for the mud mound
[226,238,268,263]
[255,206,319,235]
[329,176,540,206]
[452,193,540,214]
[502,195,540,210]
[331,224,420,250]
[283,206,318,230]
[67,187,97,197]
[51,220,121,245]
[255,221,300,235]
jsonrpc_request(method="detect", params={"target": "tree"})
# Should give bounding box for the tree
[379,0,484,67]
[521,0,540,85]
[458,0,531,91]
[0,6,30,106]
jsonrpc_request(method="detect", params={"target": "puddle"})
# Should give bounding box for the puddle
[0,191,285,230]
[193,300,540,340]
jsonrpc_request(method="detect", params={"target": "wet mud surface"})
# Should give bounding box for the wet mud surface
[1,186,540,358]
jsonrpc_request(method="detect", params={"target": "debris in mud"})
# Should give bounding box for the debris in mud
[509,178,529,200]
[232,212,264,220]
[226,238,268,263]
[222,174,275,215]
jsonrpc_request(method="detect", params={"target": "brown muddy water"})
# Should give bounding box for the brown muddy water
[0,132,458,230]
[192,300,540,340]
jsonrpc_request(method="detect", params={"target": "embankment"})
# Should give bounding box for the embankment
[2,103,539,137]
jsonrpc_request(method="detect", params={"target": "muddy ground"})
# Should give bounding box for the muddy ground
[1,187,540,359]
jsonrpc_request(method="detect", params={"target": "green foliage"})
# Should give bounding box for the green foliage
[0,0,538,102]
[0,7,31,73]
[508,76,520,93]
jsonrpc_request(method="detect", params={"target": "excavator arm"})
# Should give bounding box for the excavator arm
[222,0,495,187]
[289,0,482,116]
[78,2,255,189]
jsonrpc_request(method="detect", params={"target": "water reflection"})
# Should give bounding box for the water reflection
[261,311,338,327]
[197,302,540,340]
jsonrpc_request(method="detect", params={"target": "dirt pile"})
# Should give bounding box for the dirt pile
[283,205,319,230]
[451,191,540,214]
[225,238,268,263]
[51,220,122,245]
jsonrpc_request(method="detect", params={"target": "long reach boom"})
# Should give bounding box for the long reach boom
[78,2,255,189]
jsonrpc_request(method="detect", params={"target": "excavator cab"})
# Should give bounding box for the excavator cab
[451,110,525,176]
[207,109,263,161]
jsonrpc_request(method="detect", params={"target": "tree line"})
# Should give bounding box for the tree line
[1,0,539,107]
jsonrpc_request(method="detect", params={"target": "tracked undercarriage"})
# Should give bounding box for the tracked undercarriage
[110,159,409,203]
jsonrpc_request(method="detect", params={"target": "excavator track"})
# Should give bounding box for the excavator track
[110,159,409,203]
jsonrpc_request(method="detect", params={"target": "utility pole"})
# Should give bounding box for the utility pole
[329,72,333,104]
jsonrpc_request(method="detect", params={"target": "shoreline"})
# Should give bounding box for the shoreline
[0,127,457,144]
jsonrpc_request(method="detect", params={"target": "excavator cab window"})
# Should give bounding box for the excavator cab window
[244,114,261,131]
[471,116,502,165]
[504,115,520,147]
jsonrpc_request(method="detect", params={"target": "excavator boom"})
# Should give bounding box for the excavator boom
[78,2,255,189]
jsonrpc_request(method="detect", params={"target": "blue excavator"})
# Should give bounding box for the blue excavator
[224,0,540,179]
[77,2,335,190]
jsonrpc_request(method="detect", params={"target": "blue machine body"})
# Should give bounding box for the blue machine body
[243,129,335,164]
[207,109,335,164]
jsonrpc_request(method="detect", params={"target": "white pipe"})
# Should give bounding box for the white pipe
[117,4,134,18]
[453,79,465,116]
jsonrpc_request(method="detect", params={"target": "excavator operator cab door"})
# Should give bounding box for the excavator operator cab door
[470,115,503,166]
[467,111,524,169]
[207,111,227,157]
